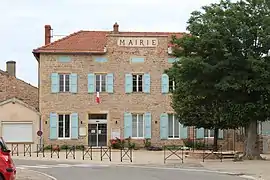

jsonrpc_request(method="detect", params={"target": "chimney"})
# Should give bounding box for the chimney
[113,22,119,33]
[45,25,52,45]
[6,61,16,77]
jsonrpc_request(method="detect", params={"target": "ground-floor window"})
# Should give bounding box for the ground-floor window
[168,114,180,138]
[132,114,144,138]
[58,114,71,138]
[204,129,215,138]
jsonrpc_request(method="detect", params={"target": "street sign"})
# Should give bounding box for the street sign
[37,130,43,137]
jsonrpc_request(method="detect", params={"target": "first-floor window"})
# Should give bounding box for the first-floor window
[59,74,70,92]
[168,114,180,138]
[132,74,143,92]
[58,114,70,138]
[169,79,175,92]
[132,114,144,138]
[95,74,106,92]
[204,129,214,138]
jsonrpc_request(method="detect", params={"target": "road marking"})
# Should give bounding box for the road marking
[26,169,57,180]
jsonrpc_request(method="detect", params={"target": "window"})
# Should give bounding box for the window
[168,114,180,138]
[169,79,175,92]
[132,74,143,92]
[132,114,144,138]
[95,74,106,92]
[204,129,214,138]
[59,74,70,92]
[58,114,70,138]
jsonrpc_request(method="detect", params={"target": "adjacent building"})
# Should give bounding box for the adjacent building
[0,61,40,145]
[33,23,230,148]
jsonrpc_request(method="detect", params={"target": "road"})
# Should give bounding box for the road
[13,159,247,180]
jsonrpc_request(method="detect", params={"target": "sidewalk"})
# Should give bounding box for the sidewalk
[12,150,270,180]
[16,168,54,180]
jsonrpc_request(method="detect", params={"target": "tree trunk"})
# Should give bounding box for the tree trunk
[242,120,262,160]
[213,128,219,152]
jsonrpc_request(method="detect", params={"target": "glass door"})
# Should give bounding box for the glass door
[88,124,97,147]
[98,124,107,147]
[88,123,107,147]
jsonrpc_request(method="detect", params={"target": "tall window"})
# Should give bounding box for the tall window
[132,114,144,138]
[59,74,70,92]
[132,74,143,92]
[58,114,70,138]
[95,74,106,92]
[168,114,180,138]
[169,79,175,92]
[204,129,214,138]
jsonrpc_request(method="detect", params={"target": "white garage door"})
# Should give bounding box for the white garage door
[2,122,33,143]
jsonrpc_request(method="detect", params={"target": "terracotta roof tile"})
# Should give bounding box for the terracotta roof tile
[33,30,185,54]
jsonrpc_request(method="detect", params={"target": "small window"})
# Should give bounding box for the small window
[132,74,143,92]
[132,114,144,138]
[59,74,70,92]
[58,114,71,138]
[169,79,175,92]
[95,74,106,92]
[168,114,180,138]
[204,129,214,138]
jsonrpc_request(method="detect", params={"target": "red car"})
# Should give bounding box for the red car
[0,137,16,180]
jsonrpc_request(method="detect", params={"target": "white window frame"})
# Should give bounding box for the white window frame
[204,129,214,138]
[132,74,143,92]
[59,74,70,92]
[168,114,181,139]
[169,79,176,91]
[57,114,71,139]
[132,114,145,139]
[95,74,106,92]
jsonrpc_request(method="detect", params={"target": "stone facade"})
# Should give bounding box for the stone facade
[0,63,38,110]
[35,23,244,151]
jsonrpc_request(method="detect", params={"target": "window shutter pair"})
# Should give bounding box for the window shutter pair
[123,112,152,138]
[195,128,224,139]
[51,73,78,93]
[49,112,79,140]
[160,113,188,139]
[87,73,114,93]
[125,74,150,93]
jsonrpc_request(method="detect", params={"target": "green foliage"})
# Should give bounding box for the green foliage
[167,0,270,132]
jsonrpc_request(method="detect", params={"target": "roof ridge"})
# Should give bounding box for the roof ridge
[0,69,37,89]
[33,30,84,52]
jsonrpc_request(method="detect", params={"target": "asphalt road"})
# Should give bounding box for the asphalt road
[14,159,246,180]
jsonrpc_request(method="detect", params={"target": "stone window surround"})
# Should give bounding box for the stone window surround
[131,113,145,139]
[168,114,181,139]
[58,114,71,139]
[132,73,143,92]
[59,73,70,92]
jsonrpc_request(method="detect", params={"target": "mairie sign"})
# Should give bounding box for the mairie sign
[117,37,158,47]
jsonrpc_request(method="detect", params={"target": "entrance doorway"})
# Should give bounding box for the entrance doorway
[88,114,107,147]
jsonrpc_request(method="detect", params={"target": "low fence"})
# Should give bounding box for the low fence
[7,143,229,164]
[8,144,133,162]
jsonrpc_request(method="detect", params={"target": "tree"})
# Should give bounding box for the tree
[167,0,270,159]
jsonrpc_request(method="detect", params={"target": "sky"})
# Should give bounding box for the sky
[0,0,220,87]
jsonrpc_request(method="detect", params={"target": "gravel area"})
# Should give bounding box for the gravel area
[16,169,54,180]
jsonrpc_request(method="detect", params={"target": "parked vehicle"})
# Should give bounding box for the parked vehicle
[0,137,16,180]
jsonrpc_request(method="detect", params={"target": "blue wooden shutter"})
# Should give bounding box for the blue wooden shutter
[180,124,188,139]
[88,73,95,93]
[144,112,152,138]
[160,113,168,139]
[70,73,78,93]
[51,73,59,93]
[49,113,58,140]
[125,74,133,93]
[124,112,132,138]
[161,74,169,94]
[218,129,224,139]
[71,113,79,139]
[143,73,151,93]
[106,73,114,93]
[196,128,205,138]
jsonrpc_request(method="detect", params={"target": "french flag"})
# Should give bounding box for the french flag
[96,92,100,104]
